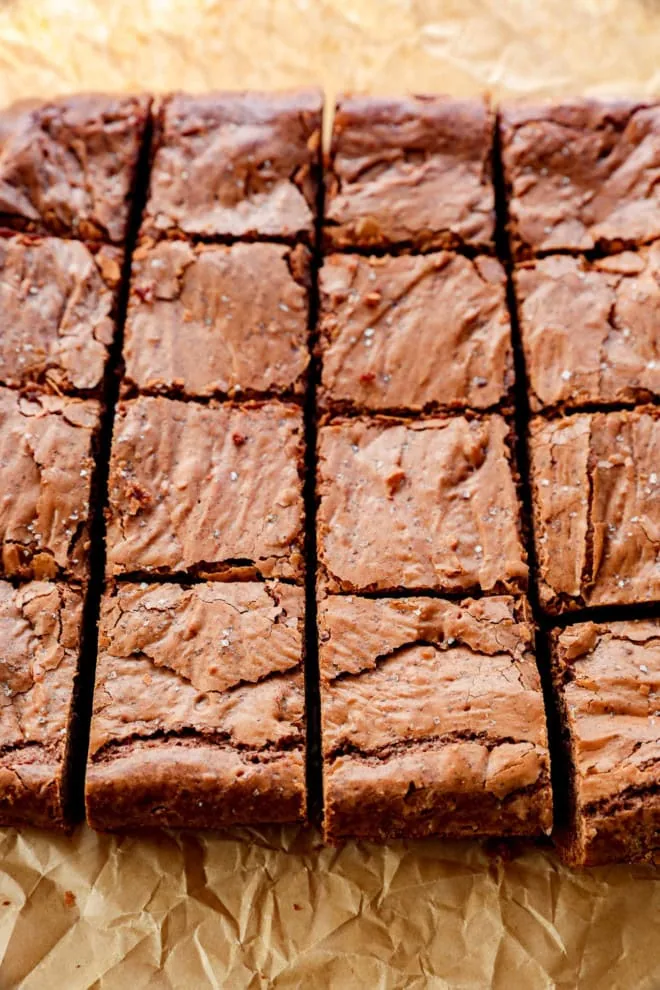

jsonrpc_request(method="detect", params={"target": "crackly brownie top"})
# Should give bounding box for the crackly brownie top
[530,409,660,611]
[0,234,122,394]
[552,620,659,808]
[0,581,83,755]
[324,95,495,251]
[318,252,512,412]
[0,94,150,243]
[89,581,305,758]
[319,594,549,797]
[515,247,660,411]
[317,414,527,594]
[500,99,660,256]
[0,388,100,581]
[106,397,305,580]
[124,240,310,399]
[142,90,322,242]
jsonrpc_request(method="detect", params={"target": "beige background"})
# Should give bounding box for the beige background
[0,1,659,987]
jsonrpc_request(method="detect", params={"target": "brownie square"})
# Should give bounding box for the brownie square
[0,581,84,828]
[319,594,551,842]
[106,397,305,581]
[86,581,305,829]
[141,90,322,243]
[551,620,659,865]
[0,388,100,581]
[0,234,122,395]
[529,408,659,613]
[123,240,310,400]
[515,248,660,411]
[324,95,495,252]
[318,252,512,414]
[500,99,660,257]
[317,414,527,595]
[0,94,150,243]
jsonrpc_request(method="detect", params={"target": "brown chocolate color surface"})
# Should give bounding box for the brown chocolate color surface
[319,595,551,842]
[0,388,100,582]
[123,240,310,399]
[317,415,527,595]
[0,94,150,243]
[106,397,305,581]
[0,581,83,828]
[0,234,122,395]
[142,90,322,243]
[551,620,659,866]
[530,408,660,613]
[500,99,660,257]
[318,252,513,413]
[86,581,305,829]
[515,248,660,412]
[324,95,495,252]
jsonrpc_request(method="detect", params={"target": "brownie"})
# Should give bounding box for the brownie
[550,620,659,866]
[324,95,495,252]
[86,581,305,829]
[141,90,322,243]
[0,94,150,243]
[106,397,305,580]
[515,247,660,411]
[123,240,310,399]
[318,252,513,414]
[319,594,551,842]
[0,581,84,828]
[529,408,659,613]
[0,388,100,581]
[500,99,660,258]
[317,414,527,595]
[0,233,122,395]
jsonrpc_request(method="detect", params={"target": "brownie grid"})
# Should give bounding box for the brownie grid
[0,90,656,861]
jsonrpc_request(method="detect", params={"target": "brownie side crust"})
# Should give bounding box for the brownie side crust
[106,397,305,581]
[500,99,660,258]
[514,248,660,412]
[0,581,84,828]
[319,594,552,842]
[324,95,496,252]
[529,408,659,613]
[123,240,311,400]
[141,90,322,244]
[0,388,101,582]
[0,234,122,396]
[318,252,513,414]
[550,620,659,866]
[317,414,528,595]
[86,581,306,829]
[0,94,151,243]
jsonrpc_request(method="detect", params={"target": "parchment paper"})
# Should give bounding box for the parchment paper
[0,2,659,987]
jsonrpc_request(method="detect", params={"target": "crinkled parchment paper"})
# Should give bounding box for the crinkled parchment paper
[0,2,659,987]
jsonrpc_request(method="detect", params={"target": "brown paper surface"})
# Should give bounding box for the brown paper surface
[0,1,659,987]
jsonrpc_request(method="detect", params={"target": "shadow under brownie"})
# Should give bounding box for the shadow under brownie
[86,581,306,829]
[550,619,659,866]
[529,407,659,613]
[123,239,311,400]
[0,581,84,828]
[319,594,552,842]
[317,251,513,415]
[0,94,150,243]
[317,414,527,595]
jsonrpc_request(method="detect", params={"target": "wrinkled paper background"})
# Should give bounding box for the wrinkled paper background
[0,1,659,987]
